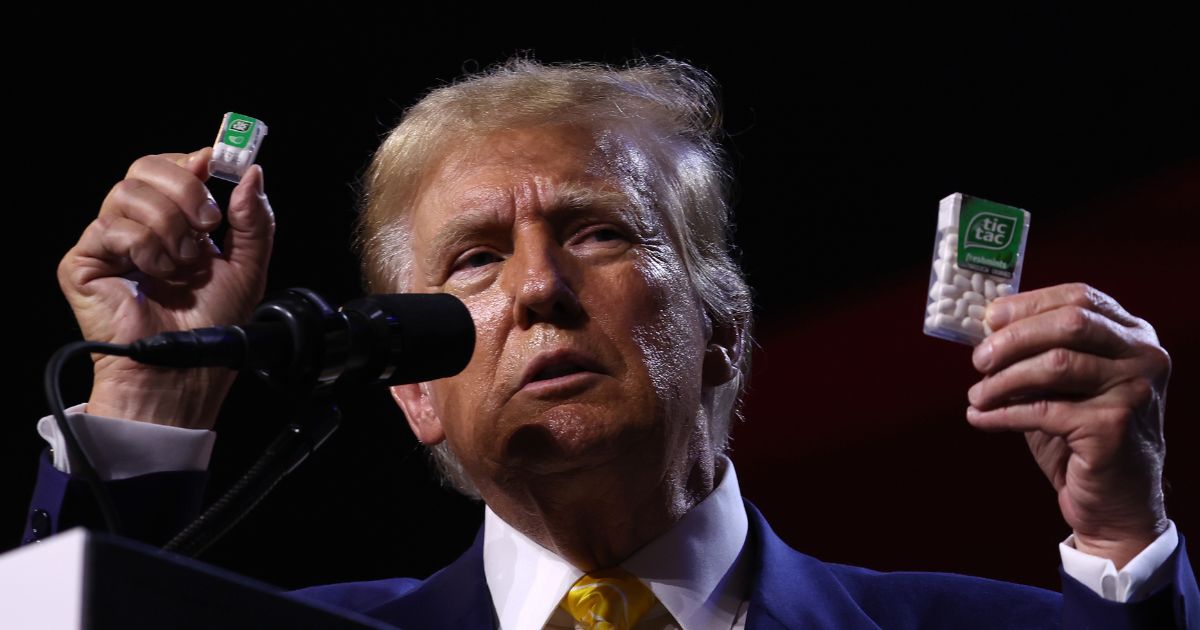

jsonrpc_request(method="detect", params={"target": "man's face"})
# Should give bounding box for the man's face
[393,123,716,491]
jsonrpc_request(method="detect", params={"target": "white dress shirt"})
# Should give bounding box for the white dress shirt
[38,405,214,480]
[38,408,1181,613]
[482,457,751,630]
[1059,521,1179,602]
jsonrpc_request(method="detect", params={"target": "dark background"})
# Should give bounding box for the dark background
[5,6,1197,594]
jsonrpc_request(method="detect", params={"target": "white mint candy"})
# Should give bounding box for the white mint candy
[962,291,986,305]
[953,275,972,291]
[997,283,1014,297]
[926,298,955,315]
[929,283,961,300]
[933,314,960,329]
[984,279,997,299]
[971,273,984,293]
[968,304,987,320]
[962,318,984,334]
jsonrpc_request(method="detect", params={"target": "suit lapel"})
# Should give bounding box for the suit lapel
[743,500,881,629]
[366,526,496,629]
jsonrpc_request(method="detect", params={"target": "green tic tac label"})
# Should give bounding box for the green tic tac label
[957,196,1027,278]
[223,113,256,147]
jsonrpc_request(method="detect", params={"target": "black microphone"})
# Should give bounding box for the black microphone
[127,289,475,393]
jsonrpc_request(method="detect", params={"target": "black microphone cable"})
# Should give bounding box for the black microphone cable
[43,340,134,537]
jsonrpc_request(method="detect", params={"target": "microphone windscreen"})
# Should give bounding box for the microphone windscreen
[343,293,476,385]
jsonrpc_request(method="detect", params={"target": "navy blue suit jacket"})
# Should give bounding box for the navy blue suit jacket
[23,452,1200,628]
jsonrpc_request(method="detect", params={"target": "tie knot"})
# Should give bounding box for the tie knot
[560,568,656,630]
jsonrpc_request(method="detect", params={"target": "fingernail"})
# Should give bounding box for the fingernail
[973,339,993,371]
[252,165,266,196]
[199,197,222,226]
[178,236,198,260]
[202,233,221,255]
[986,302,1011,328]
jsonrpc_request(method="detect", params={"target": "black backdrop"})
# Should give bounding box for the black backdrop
[5,6,1198,594]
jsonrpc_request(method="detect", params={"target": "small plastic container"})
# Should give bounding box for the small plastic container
[923,193,1030,345]
[210,112,268,183]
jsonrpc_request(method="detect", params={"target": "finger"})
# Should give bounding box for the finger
[155,148,213,182]
[973,304,1134,373]
[966,398,1078,435]
[98,179,203,265]
[70,215,179,283]
[969,348,1128,410]
[986,283,1141,331]
[222,165,274,272]
[124,153,222,232]
[169,147,214,179]
[966,380,1148,443]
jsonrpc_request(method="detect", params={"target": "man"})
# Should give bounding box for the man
[26,59,1197,628]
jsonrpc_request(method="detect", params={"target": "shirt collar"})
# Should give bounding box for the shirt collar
[482,457,749,630]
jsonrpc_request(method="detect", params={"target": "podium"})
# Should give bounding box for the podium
[0,528,396,629]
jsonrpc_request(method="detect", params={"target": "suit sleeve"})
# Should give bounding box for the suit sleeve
[22,407,212,547]
[22,450,209,547]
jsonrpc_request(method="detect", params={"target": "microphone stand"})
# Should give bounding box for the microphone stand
[164,289,345,557]
[162,395,341,557]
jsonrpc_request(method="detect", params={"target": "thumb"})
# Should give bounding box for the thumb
[223,165,275,273]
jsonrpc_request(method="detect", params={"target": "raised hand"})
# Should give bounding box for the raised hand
[967,283,1171,568]
[58,148,275,429]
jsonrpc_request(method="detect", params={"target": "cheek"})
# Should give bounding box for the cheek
[623,250,707,405]
[429,286,512,443]
[455,283,513,380]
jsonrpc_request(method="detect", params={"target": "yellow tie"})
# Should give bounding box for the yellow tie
[559,568,657,630]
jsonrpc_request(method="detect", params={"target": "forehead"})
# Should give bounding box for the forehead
[415,124,640,208]
[407,122,660,242]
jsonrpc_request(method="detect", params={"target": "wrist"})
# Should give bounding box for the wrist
[88,364,235,430]
[1071,519,1169,570]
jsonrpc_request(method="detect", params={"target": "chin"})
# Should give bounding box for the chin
[497,403,658,477]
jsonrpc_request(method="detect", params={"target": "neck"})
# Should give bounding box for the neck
[484,442,719,571]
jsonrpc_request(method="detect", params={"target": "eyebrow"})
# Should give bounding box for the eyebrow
[421,182,635,280]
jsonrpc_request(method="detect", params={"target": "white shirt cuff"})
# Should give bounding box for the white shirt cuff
[37,404,215,481]
[1059,520,1179,603]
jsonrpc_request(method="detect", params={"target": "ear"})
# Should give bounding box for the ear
[389,383,447,445]
[701,312,743,388]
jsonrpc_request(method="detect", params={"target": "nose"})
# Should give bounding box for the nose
[505,231,584,329]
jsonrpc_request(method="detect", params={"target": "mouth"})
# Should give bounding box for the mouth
[518,350,607,393]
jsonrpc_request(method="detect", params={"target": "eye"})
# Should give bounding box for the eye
[575,225,628,246]
[585,227,623,242]
[452,250,502,273]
